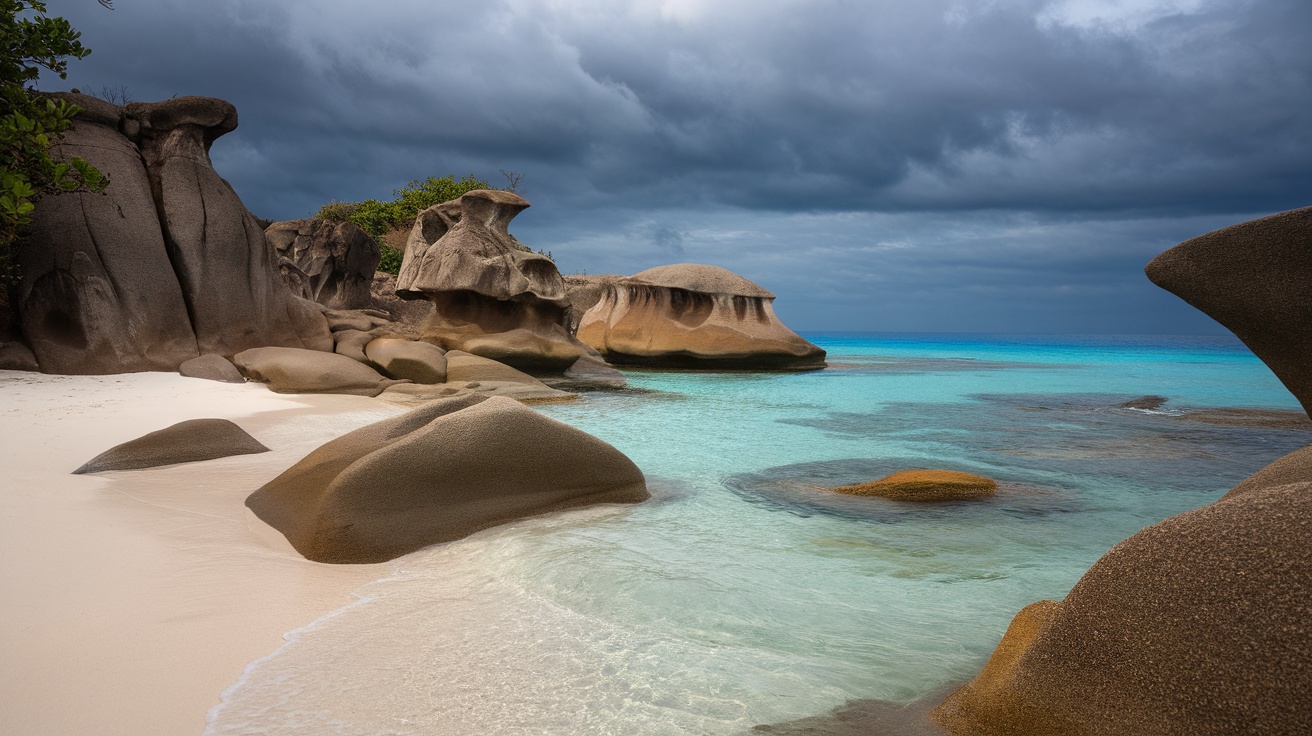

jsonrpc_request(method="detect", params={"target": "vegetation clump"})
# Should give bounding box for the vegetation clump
[315,173,553,275]
[2,0,108,292]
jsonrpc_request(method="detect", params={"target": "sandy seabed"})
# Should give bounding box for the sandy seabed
[0,371,408,736]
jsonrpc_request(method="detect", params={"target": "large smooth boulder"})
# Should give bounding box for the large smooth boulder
[234,346,400,396]
[12,94,332,374]
[364,337,447,383]
[15,93,200,373]
[267,218,381,309]
[1146,206,1312,416]
[577,264,827,369]
[931,448,1312,735]
[563,274,623,334]
[246,395,649,563]
[178,353,244,383]
[395,190,593,371]
[73,418,268,474]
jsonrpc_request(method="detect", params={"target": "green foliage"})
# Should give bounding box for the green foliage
[1,0,109,285]
[377,244,405,274]
[314,174,491,275]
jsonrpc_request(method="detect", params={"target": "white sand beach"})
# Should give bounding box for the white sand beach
[0,371,407,736]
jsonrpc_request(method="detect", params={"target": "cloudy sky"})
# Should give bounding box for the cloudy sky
[44,0,1312,333]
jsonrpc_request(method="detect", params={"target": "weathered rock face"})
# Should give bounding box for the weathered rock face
[73,418,269,474]
[266,219,381,309]
[395,190,593,371]
[562,274,623,334]
[1146,206,1312,417]
[931,460,1312,735]
[246,395,649,563]
[10,93,331,374]
[577,264,826,370]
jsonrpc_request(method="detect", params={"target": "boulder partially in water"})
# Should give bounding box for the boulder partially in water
[832,469,997,501]
[1146,206,1312,417]
[576,264,826,370]
[74,418,269,474]
[931,448,1312,735]
[246,395,648,563]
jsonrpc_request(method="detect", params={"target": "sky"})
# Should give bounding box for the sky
[41,0,1312,333]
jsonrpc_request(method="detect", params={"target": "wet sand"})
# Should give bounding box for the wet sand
[0,371,406,735]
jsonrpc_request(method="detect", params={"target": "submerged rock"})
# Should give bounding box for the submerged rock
[246,395,648,563]
[577,263,826,370]
[1146,206,1312,417]
[831,469,997,501]
[932,448,1312,735]
[395,190,593,371]
[74,418,269,474]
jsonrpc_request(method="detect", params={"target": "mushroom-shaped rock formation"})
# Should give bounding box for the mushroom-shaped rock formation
[267,219,381,310]
[364,337,447,384]
[394,190,594,371]
[178,353,245,383]
[832,469,997,501]
[577,264,826,370]
[931,455,1312,735]
[74,418,269,474]
[246,395,649,563]
[12,94,331,374]
[1146,206,1312,416]
[234,347,402,396]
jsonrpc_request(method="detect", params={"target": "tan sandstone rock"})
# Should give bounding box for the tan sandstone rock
[394,190,593,371]
[73,418,268,474]
[245,395,649,563]
[364,338,447,384]
[577,264,826,370]
[831,469,998,501]
[178,353,244,383]
[233,346,401,396]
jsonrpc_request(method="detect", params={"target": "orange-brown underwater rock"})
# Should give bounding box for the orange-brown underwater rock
[832,469,997,501]
[576,263,826,370]
[931,448,1312,735]
[246,395,648,563]
[1146,205,1312,417]
[394,190,594,371]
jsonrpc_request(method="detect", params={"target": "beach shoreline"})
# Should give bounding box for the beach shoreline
[0,371,404,736]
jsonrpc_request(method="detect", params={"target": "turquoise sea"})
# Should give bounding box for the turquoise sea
[207,333,1310,735]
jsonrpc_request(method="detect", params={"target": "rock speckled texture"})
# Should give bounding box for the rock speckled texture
[246,395,648,563]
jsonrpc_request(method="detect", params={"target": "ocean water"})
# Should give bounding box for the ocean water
[206,333,1310,735]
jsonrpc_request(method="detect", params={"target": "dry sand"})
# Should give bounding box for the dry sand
[0,370,409,736]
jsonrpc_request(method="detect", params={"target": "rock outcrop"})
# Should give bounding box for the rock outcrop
[394,190,594,371]
[1146,206,1312,416]
[73,418,269,474]
[577,264,826,369]
[364,337,447,384]
[10,93,331,374]
[563,274,623,334]
[832,469,997,501]
[266,219,381,309]
[246,395,649,563]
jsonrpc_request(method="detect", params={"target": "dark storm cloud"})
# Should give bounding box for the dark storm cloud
[40,0,1312,333]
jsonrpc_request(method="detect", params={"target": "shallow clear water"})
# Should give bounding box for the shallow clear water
[207,333,1310,735]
